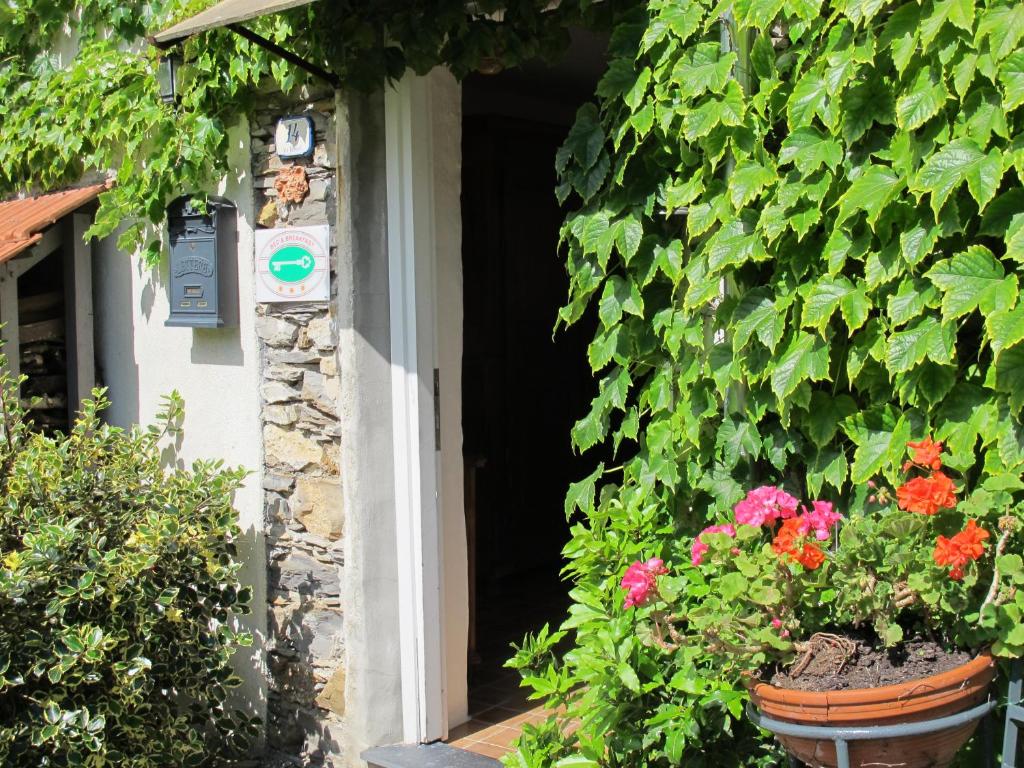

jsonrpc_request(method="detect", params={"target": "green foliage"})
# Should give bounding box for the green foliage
[507,0,1024,764]
[0,373,256,766]
[650,446,1024,684]
[0,0,606,262]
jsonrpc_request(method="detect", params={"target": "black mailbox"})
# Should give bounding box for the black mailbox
[166,195,237,328]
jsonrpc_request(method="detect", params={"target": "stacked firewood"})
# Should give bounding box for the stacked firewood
[18,290,68,433]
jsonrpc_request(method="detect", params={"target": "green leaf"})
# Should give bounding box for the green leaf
[805,391,858,447]
[735,0,786,29]
[801,276,854,335]
[705,220,768,272]
[841,75,894,143]
[718,419,762,467]
[899,222,940,266]
[729,160,775,208]
[779,127,843,175]
[840,286,871,333]
[882,623,904,646]
[597,59,639,100]
[914,139,1003,217]
[977,4,1024,62]
[719,572,749,601]
[788,72,828,128]
[1008,214,1024,263]
[926,246,1018,321]
[684,81,745,139]
[995,343,1024,413]
[998,554,1024,578]
[618,216,644,262]
[554,757,599,768]
[895,66,948,132]
[673,43,736,100]
[565,464,604,519]
[807,448,848,494]
[836,164,904,227]
[999,51,1024,111]
[625,67,652,110]
[887,277,938,327]
[732,287,783,352]
[901,362,954,409]
[880,3,920,75]
[921,0,974,46]
[953,52,979,100]
[617,662,641,693]
[845,410,911,483]
[598,276,644,328]
[771,333,830,400]
[885,316,955,373]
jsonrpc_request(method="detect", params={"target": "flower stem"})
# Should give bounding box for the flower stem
[979,520,1017,619]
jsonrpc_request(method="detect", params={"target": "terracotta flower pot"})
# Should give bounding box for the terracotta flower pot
[748,651,996,768]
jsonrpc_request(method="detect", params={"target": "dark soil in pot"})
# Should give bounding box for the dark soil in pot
[771,637,973,692]
[749,637,995,768]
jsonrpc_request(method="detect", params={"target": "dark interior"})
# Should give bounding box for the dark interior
[17,250,69,434]
[460,29,607,693]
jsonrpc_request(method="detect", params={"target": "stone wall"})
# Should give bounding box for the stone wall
[251,88,346,767]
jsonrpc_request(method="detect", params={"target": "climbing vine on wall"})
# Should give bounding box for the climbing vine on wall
[0,0,607,262]
[506,0,1024,765]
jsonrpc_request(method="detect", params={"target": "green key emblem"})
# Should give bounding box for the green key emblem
[268,246,315,283]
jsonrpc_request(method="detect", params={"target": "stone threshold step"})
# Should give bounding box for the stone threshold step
[363,742,502,768]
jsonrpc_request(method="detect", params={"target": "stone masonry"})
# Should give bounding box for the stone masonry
[251,88,347,766]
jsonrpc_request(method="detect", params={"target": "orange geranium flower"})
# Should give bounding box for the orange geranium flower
[771,518,801,556]
[896,471,957,515]
[794,543,826,570]
[772,518,826,570]
[953,519,989,559]
[933,520,990,580]
[907,437,943,470]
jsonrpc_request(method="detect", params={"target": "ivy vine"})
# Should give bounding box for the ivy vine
[508,0,1024,765]
[0,0,605,261]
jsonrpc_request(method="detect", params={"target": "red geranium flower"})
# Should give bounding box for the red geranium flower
[794,543,826,570]
[772,518,826,571]
[933,520,990,580]
[896,471,957,515]
[907,437,943,470]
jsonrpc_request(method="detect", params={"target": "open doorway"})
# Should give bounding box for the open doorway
[458,28,607,730]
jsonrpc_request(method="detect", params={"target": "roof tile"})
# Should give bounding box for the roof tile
[0,183,108,264]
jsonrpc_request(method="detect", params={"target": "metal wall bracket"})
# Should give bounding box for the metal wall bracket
[225,24,340,88]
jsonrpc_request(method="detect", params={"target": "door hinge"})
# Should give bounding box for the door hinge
[433,368,441,451]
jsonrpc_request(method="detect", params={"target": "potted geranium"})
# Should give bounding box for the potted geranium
[621,438,1022,768]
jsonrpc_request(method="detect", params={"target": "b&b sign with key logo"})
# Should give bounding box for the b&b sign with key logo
[255,225,330,303]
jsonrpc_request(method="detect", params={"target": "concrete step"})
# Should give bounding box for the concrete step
[363,742,502,768]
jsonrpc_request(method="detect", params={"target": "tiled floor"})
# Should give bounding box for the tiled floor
[448,670,551,759]
[448,567,572,759]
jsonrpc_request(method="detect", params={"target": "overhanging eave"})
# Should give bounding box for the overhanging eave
[151,0,320,48]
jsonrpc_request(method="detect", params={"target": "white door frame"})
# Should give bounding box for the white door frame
[385,72,447,745]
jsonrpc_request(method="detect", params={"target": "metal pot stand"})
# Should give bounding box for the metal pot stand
[747,699,998,768]
[749,661,1024,768]
[749,663,1019,768]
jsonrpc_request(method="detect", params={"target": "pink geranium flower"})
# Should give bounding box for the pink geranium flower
[797,500,843,541]
[691,524,737,566]
[733,486,799,527]
[621,558,668,608]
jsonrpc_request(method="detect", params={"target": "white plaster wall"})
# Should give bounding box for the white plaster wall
[91,120,268,729]
[429,69,469,729]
